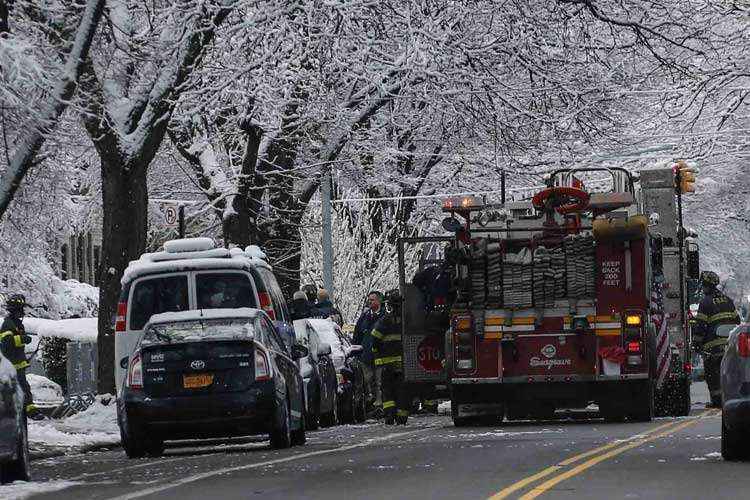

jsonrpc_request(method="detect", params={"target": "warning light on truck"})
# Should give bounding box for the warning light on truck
[442,196,483,211]
[625,314,642,326]
[674,161,697,194]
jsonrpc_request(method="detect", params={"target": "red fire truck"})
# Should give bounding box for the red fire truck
[400,166,697,425]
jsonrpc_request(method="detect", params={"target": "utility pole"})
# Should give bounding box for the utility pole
[321,167,334,299]
[178,205,185,239]
[501,169,506,204]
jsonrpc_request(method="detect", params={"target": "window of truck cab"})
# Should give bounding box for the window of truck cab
[127,274,190,330]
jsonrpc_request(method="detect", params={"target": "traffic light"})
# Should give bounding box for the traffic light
[674,160,697,194]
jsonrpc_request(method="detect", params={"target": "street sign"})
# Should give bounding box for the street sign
[163,203,179,228]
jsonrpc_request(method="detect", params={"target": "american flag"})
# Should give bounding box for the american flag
[651,278,670,388]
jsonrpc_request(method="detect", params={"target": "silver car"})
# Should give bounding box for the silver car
[719,323,750,460]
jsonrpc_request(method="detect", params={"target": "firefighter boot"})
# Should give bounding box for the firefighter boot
[422,399,438,414]
[383,400,396,425]
[395,409,409,425]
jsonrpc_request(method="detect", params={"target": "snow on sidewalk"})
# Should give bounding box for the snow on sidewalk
[28,396,120,454]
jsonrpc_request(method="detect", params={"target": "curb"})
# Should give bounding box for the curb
[30,442,121,461]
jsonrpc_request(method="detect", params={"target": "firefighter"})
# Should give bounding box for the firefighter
[692,271,740,407]
[371,288,410,425]
[1,294,36,415]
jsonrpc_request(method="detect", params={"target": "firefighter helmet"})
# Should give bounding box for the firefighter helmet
[5,293,27,313]
[700,271,720,289]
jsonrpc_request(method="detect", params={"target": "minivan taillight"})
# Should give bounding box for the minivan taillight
[738,332,750,358]
[115,301,127,332]
[258,292,276,320]
[128,352,143,388]
[255,348,272,381]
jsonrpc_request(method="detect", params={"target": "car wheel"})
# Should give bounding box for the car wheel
[270,399,292,449]
[306,400,320,431]
[145,438,165,457]
[1,417,31,483]
[338,390,354,424]
[321,392,338,427]
[291,407,306,447]
[721,413,746,461]
[119,408,145,459]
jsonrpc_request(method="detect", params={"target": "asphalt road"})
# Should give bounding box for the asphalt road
[18,383,745,500]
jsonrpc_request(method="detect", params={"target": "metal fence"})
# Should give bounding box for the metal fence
[66,342,98,395]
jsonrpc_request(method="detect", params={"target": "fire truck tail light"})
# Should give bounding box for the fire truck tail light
[738,333,750,357]
[625,314,642,326]
[453,315,472,331]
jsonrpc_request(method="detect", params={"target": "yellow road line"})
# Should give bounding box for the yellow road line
[489,413,713,500]
[518,410,719,500]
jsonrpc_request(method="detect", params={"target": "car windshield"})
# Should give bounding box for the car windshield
[142,318,256,345]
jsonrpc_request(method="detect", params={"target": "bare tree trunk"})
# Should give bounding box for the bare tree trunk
[97,159,148,394]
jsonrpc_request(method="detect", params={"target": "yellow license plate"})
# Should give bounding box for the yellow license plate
[183,373,214,389]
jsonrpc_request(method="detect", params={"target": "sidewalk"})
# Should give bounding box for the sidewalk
[28,397,121,460]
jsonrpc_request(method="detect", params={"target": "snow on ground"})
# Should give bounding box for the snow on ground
[0,480,81,500]
[28,396,120,449]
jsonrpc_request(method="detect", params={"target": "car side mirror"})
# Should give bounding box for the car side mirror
[292,344,309,360]
[120,356,129,369]
[347,345,364,357]
[317,343,332,357]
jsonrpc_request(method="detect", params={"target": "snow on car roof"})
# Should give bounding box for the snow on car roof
[147,308,261,325]
[121,238,272,284]
[304,318,343,344]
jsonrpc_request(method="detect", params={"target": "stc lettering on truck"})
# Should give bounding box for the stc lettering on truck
[601,260,622,288]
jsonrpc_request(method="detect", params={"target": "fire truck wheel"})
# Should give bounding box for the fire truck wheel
[599,402,626,423]
[673,379,691,417]
[628,381,654,422]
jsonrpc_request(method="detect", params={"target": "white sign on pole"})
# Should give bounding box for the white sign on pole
[163,203,179,228]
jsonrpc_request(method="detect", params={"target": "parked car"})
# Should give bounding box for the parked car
[720,323,750,460]
[0,352,30,483]
[304,319,366,424]
[27,374,64,413]
[117,308,307,458]
[115,238,295,392]
[293,320,338,430]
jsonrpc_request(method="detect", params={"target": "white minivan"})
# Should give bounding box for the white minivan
[114,238,294,392]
